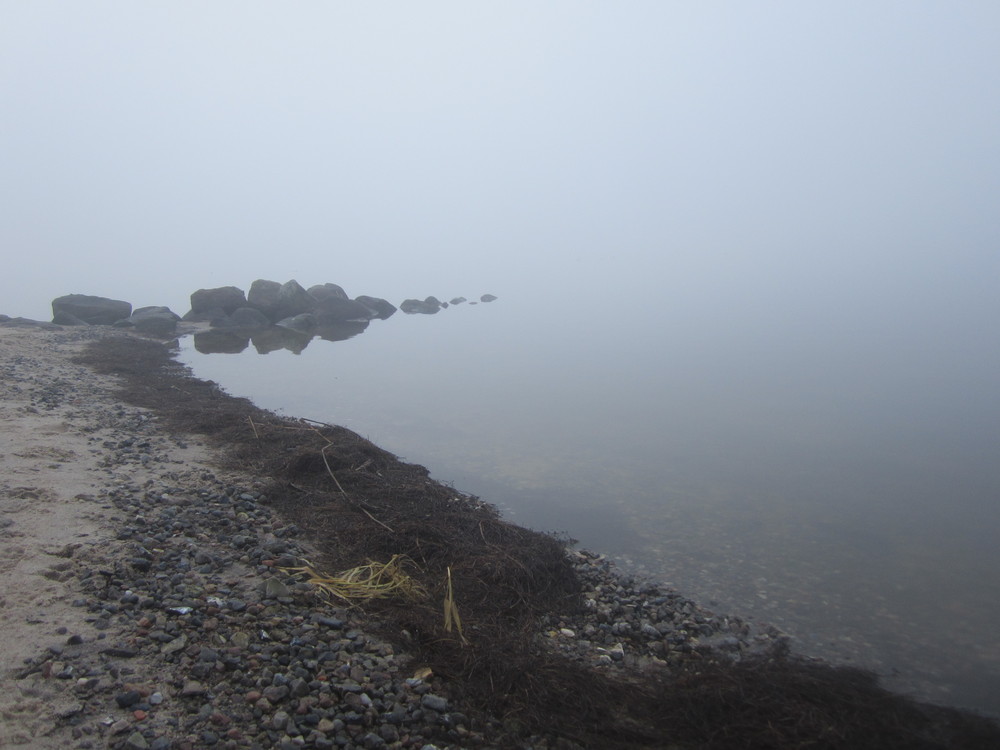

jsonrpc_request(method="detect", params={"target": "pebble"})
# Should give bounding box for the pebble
[10,327,790,750]
[114,691,141,708]
[421,694,449,712]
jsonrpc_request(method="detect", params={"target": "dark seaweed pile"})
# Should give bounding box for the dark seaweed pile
[74,334,1000,749]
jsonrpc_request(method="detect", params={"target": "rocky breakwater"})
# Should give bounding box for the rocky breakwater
[45,279,400,352]
[37,278,499,356]
[50,295,182,336]
[190,283,499,355]
[184,280,398,355]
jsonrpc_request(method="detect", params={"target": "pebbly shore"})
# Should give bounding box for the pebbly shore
[4,322,1000,750]
[0,325,784,749]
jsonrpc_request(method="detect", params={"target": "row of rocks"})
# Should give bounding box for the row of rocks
[43,281,499,340]
[184,281,397,330]
[398,296,496,315]
[186,292,500,355]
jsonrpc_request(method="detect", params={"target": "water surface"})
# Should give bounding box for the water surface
[179,288,1000,715]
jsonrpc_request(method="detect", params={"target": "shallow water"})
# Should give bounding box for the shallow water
[179,291,1000,716]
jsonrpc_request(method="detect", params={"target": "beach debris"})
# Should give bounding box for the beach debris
[281,555,425,604]
[443,566,468,645]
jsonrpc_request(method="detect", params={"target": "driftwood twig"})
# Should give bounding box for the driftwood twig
[310,427,394,533]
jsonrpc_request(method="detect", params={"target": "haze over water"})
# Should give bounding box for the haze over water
[180,277,1000,716]
[4,0,1000,717]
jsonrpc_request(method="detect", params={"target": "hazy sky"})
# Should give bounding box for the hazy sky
[2,1,999,322]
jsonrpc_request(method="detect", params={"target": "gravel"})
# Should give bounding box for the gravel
[6,327,788,749]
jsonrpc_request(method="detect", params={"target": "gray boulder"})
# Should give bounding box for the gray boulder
[400,296,443,315]
[480,293,498,303]
[187,286,247,319]
[219,306,270,329]
[52,294,132,325]
[315,296,377,322]
[247,279,316,322]
[354,295,397,320]
[275,313,317,334]
[307,283,349,302]
[127,306,180,335]
[246,279,281,314]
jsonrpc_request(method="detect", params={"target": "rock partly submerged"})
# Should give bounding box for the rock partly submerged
[33,279,498,354]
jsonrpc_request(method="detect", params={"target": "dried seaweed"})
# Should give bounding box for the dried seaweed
[73,334,1000,749]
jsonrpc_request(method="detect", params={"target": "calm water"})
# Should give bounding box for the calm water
[178,289,1000,716]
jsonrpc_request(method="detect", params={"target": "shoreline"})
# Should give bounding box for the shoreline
[2,322,999,749]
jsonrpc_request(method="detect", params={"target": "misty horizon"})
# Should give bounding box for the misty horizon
[4,0,1000,716]
[3,2,998,331]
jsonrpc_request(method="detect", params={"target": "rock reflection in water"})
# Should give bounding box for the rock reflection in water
[193,320,370,355]
[193,330,249,354]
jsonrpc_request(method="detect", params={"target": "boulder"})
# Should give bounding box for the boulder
[182,306,225,323]
[480,293,498,303]
[275,313,317,334]
[307,283,349,302]
[188,286,247,318]
[315,296,378,323]
[217,307,271,330]
[127,306,180,335]
[246,279,281,315]
[354,295,397,320]
[449,297,467,305]
[400,296,443,315]
[276,280,320,318]
[52,294,132,325]
[247,279,316,322]
[52,310,90,324]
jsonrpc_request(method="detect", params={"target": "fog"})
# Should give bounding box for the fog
[6,1,1000,711]
[3,1,998,327]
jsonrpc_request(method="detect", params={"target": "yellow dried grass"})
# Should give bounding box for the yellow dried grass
[443,566,468,645]
[281,555,425,605]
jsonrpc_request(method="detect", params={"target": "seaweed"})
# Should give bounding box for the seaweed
[73,334,1000,749]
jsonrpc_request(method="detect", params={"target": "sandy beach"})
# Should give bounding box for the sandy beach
[2,322,999,750]
[0,325,214,747]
